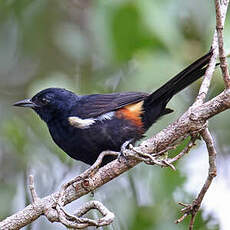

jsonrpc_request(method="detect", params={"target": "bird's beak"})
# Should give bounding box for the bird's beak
[13,99,38,108]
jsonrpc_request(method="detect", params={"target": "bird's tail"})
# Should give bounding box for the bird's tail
[144,50,213,107]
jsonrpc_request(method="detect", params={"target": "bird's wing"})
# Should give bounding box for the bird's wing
[77,92,148,118]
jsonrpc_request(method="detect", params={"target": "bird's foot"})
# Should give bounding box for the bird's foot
[118,138,135,162]
[120,144,176,170]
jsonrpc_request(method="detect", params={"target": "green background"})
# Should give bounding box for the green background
[0,0,229,229]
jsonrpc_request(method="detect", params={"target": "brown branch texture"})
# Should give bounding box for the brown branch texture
[0,1,230,229]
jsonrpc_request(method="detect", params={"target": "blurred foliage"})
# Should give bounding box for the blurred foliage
[0,0,229,229]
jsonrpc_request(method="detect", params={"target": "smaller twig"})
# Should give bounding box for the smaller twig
[151,145,177,157]
[189,214,196,230]
[193,128,217,209]
[29,176,60,223]
[75,200,115,226]
[168,137,197,164]
[176,202,198,230]
[152,134,189,157]
[175,212,188,224]
[193,0,230,105]
[194,46,218,105]
[55,199,114,229]
[28,175,38,203]
[175,128,217,230]
[56,203,94,228]
[215,0,230,88]
[56,151,118,207]
[49,151,118,229]
[61,150,119,194]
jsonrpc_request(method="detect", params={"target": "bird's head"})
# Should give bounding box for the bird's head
[13,88,78,123]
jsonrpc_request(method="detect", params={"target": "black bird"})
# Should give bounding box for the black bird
[14,51,212,166]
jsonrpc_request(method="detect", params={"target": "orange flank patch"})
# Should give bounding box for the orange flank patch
[116,101,144,130]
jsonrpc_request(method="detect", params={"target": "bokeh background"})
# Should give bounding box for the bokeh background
[0,0,230,229]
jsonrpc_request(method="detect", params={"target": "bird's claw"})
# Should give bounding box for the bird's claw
[118,139,135,162]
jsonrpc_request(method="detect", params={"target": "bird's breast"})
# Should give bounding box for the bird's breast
[47,113,144,165]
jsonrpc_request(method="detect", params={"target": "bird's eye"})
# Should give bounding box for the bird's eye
[40,97,50,105]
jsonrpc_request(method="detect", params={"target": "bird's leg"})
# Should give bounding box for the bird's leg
[118,138,136,162]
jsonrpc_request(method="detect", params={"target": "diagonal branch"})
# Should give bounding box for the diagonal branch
[194,41,218,105]
[29,174,115,229]
[55,199,114,229]
[1,87,230,230]
[215,0,230,88]
[0,1,229,229]
[195,0,229,104]
[175,128,217,230]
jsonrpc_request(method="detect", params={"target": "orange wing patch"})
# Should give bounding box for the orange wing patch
[116,101,144,129]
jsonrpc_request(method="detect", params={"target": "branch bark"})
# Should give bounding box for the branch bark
[0,1,229,229]
[215,0,230,88]
[1,88,230,229]
[175,128,217,229]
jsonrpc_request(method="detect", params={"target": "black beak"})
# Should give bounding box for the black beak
[13,99,38,108]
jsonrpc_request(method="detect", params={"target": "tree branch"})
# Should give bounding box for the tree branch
[1,87,230,229]
[175,128,217,230]
[215,0,230,88]
[195,0,229,104]
[0,1,229,229]
[195,36,218,105]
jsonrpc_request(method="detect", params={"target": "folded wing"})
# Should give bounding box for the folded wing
[77,92,148,118]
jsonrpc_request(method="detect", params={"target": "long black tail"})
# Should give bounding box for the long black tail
[144,50,213,106]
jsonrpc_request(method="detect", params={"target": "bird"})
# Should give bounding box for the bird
[14,51,213,166]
